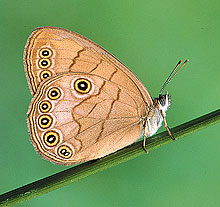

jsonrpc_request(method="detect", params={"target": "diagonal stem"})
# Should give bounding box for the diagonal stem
[0,109,220,207]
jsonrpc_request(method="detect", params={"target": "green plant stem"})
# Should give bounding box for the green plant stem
[0,109,220,206]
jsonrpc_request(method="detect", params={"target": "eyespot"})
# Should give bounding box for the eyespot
[38,114,53,129]
[47,87,61,100]
[74,78,92,94]
[43,131,60,147]
[38,59,51,69]
[40,70,52,80]
[39,100,52,113]
[39,48,53,58]
[57,145,73,159]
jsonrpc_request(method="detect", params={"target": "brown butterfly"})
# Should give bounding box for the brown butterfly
[24,27,188,165]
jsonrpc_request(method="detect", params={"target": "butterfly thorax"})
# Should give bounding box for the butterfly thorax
[143,91,171,137]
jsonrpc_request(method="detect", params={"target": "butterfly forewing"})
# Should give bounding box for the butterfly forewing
[24,27,152,105]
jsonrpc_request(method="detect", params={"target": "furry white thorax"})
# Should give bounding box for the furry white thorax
[144,91,171,137]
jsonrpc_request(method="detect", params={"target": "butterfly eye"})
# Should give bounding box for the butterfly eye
[44,131,60,147]
[158,95,166,106]
[40,70,52,80]
[74,78,92,94]
[39,100,52,113]
[160,98,165,106]
[47,87,62,100]
[57,146,73,159]
[39,48,52,58]
[38,114,53,129]
[38,59,51,69]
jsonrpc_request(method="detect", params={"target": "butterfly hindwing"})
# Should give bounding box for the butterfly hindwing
[28,73,145,165]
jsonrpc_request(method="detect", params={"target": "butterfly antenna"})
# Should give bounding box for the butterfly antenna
[160,59,189,95]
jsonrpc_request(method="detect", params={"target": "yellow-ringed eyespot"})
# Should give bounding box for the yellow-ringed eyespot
[38,59,51,69]
[39,48,53,58]
[47,87,62,100]
[74,78,92,94]
[38,114,53,129]
[57,145,73,159]
[43,131,60,147]
[39,100,52,113]
[40,70,52,80]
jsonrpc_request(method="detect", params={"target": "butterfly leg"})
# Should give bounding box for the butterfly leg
[142,121,149,154]
[161,111,176,141]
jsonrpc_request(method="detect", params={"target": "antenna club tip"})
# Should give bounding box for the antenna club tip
[186,59,189,62]
[178,60,182,64]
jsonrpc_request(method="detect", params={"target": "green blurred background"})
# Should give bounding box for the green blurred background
[0,0,220,206]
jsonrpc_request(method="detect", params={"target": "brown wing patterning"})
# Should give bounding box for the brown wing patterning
[24,27,152,106]
[25,27,154,165]
[28,73,146,165]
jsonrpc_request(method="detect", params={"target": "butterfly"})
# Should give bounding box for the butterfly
[24,27,188,165]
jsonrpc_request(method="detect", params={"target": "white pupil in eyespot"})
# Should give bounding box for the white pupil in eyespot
[48,137,54,142]
[42,60,48,66]
[61,149,70,156]
[42,104,48,109]
[42,51,49,56]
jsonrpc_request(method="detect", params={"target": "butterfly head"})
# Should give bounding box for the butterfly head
[153,91,171,113]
